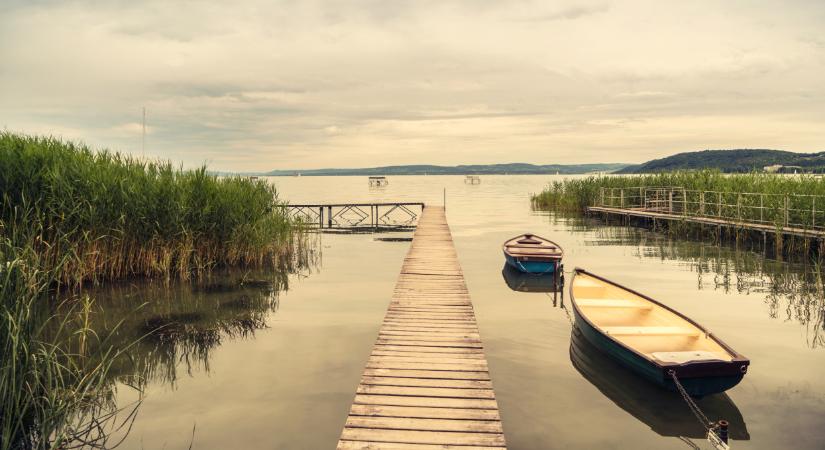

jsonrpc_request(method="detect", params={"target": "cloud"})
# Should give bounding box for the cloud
[0,0,824,170]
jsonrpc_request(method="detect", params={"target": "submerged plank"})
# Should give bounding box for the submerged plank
[339,206,506,449]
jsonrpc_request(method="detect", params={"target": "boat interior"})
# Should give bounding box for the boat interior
[572,272,733,363]
[504,234,562,259]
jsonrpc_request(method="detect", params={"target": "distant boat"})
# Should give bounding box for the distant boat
[502,233,563,274]
[570,268,750,397]
[465,175,481,184]
[368,176,388,186]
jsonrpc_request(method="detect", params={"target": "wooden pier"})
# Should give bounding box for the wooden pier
[588,186,825,240]
[285,203,425,230]
[338,206,506,450]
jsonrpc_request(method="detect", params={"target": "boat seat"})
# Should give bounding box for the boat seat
[506,244,557,250]
[601,326,701,337]
[576,299,653,310]
[650,351,727,363]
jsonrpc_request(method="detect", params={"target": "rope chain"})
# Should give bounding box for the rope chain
[669,370,716,432]
[678,436,702,450]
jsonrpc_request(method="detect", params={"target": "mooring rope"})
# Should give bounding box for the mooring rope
[669,370,729,450]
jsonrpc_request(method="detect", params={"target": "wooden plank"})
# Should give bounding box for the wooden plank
[360,377,493,389]
[357,385,495,399]
[345,416,503,433]
[340,429,505,447]
[348,404,500,421]
[339,441,506,450]
[339,207,506,448]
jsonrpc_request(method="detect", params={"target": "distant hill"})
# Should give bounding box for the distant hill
[261,163,630,176]
[618,149,825,174]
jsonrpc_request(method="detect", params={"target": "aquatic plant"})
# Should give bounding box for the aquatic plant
[535,171,825,211]
[0,239,139,450]
[0,132,301,286]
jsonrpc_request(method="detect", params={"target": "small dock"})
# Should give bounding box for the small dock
[587,186,825,240]
[338,206,506,449]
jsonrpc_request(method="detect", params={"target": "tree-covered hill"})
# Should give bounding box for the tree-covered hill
[619,149,825,173]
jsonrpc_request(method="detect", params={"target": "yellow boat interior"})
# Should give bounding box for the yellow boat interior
[572,272,733,364]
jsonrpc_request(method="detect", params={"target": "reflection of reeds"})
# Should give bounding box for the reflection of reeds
[570,219,825,349]
[78,243,316,388]
[0,241,139,450]
[0,132,318,448]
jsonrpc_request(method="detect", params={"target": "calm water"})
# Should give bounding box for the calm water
[99,175,824,449]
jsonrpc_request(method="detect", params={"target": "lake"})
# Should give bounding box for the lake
[99,175,824,449]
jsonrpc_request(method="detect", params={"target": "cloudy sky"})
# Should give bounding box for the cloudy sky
[1,0,824,171]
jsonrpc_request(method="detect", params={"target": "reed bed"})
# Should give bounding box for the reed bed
[0,239,138,450]
[533,171,825,213]
[0,132,307,448]
[1,132,300,287]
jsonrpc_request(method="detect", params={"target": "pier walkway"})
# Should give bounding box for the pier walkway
[338,206,506,450]
[588,186,825,240]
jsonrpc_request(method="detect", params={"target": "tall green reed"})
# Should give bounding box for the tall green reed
[0,132,300,287]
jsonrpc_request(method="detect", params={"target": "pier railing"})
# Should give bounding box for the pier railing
[283,202,425,229]
[597,187,825,231]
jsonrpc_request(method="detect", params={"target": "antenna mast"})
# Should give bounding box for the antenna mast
[142,107,146,157]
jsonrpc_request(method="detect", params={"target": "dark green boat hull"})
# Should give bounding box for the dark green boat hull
[573,313,745,397]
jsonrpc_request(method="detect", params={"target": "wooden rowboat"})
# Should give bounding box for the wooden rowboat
[570,268,749,397]
[502,233,563,274]
[570,326,749,440]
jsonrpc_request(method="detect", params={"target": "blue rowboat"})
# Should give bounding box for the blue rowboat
[502,233,563,274]
[570,268,749,397]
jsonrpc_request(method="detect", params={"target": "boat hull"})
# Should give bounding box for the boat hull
[572,311,745,397]
[503,253,559,274]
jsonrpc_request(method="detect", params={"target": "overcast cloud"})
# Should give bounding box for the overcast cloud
[1,0,824,170]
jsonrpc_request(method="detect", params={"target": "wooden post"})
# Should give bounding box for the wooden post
[700,191,705,216]
[682,188,687,216]
[620,189,624,209]
[760,194,764,223]
[669,191,673,213]
[813,197,816,229]
[737,193,742,222]
[600,188,605,207]
[639,187,644,209]
[319,207,323,228]
[328,206,333,227]
[784,195,789,227]
[717,192,722,218]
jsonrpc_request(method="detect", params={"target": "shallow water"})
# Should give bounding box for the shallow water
[101,175,824,449]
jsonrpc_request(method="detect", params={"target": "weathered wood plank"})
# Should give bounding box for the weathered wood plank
[338,441,506,450]
[339,207,506,448]
[345,416,503,433]
[340,429,505,447]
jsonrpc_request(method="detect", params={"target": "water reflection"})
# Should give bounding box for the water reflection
[501,264,564,293]
[572,218,825,349]
[570,326,750,441]
[87,262,320,388]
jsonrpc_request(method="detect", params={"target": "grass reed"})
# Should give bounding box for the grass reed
[1,132,300,287]
[0,132,307,448]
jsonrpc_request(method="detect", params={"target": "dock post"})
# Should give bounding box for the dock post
[319,207,324,228]
[328,206,333,228]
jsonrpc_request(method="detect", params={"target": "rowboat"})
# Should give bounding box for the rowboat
[570,326,749,440]
[502,233,563,274]
[570,268,749,397]
[501,264,562,293]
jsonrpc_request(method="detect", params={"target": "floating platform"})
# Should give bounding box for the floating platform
[337,206,506,449]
